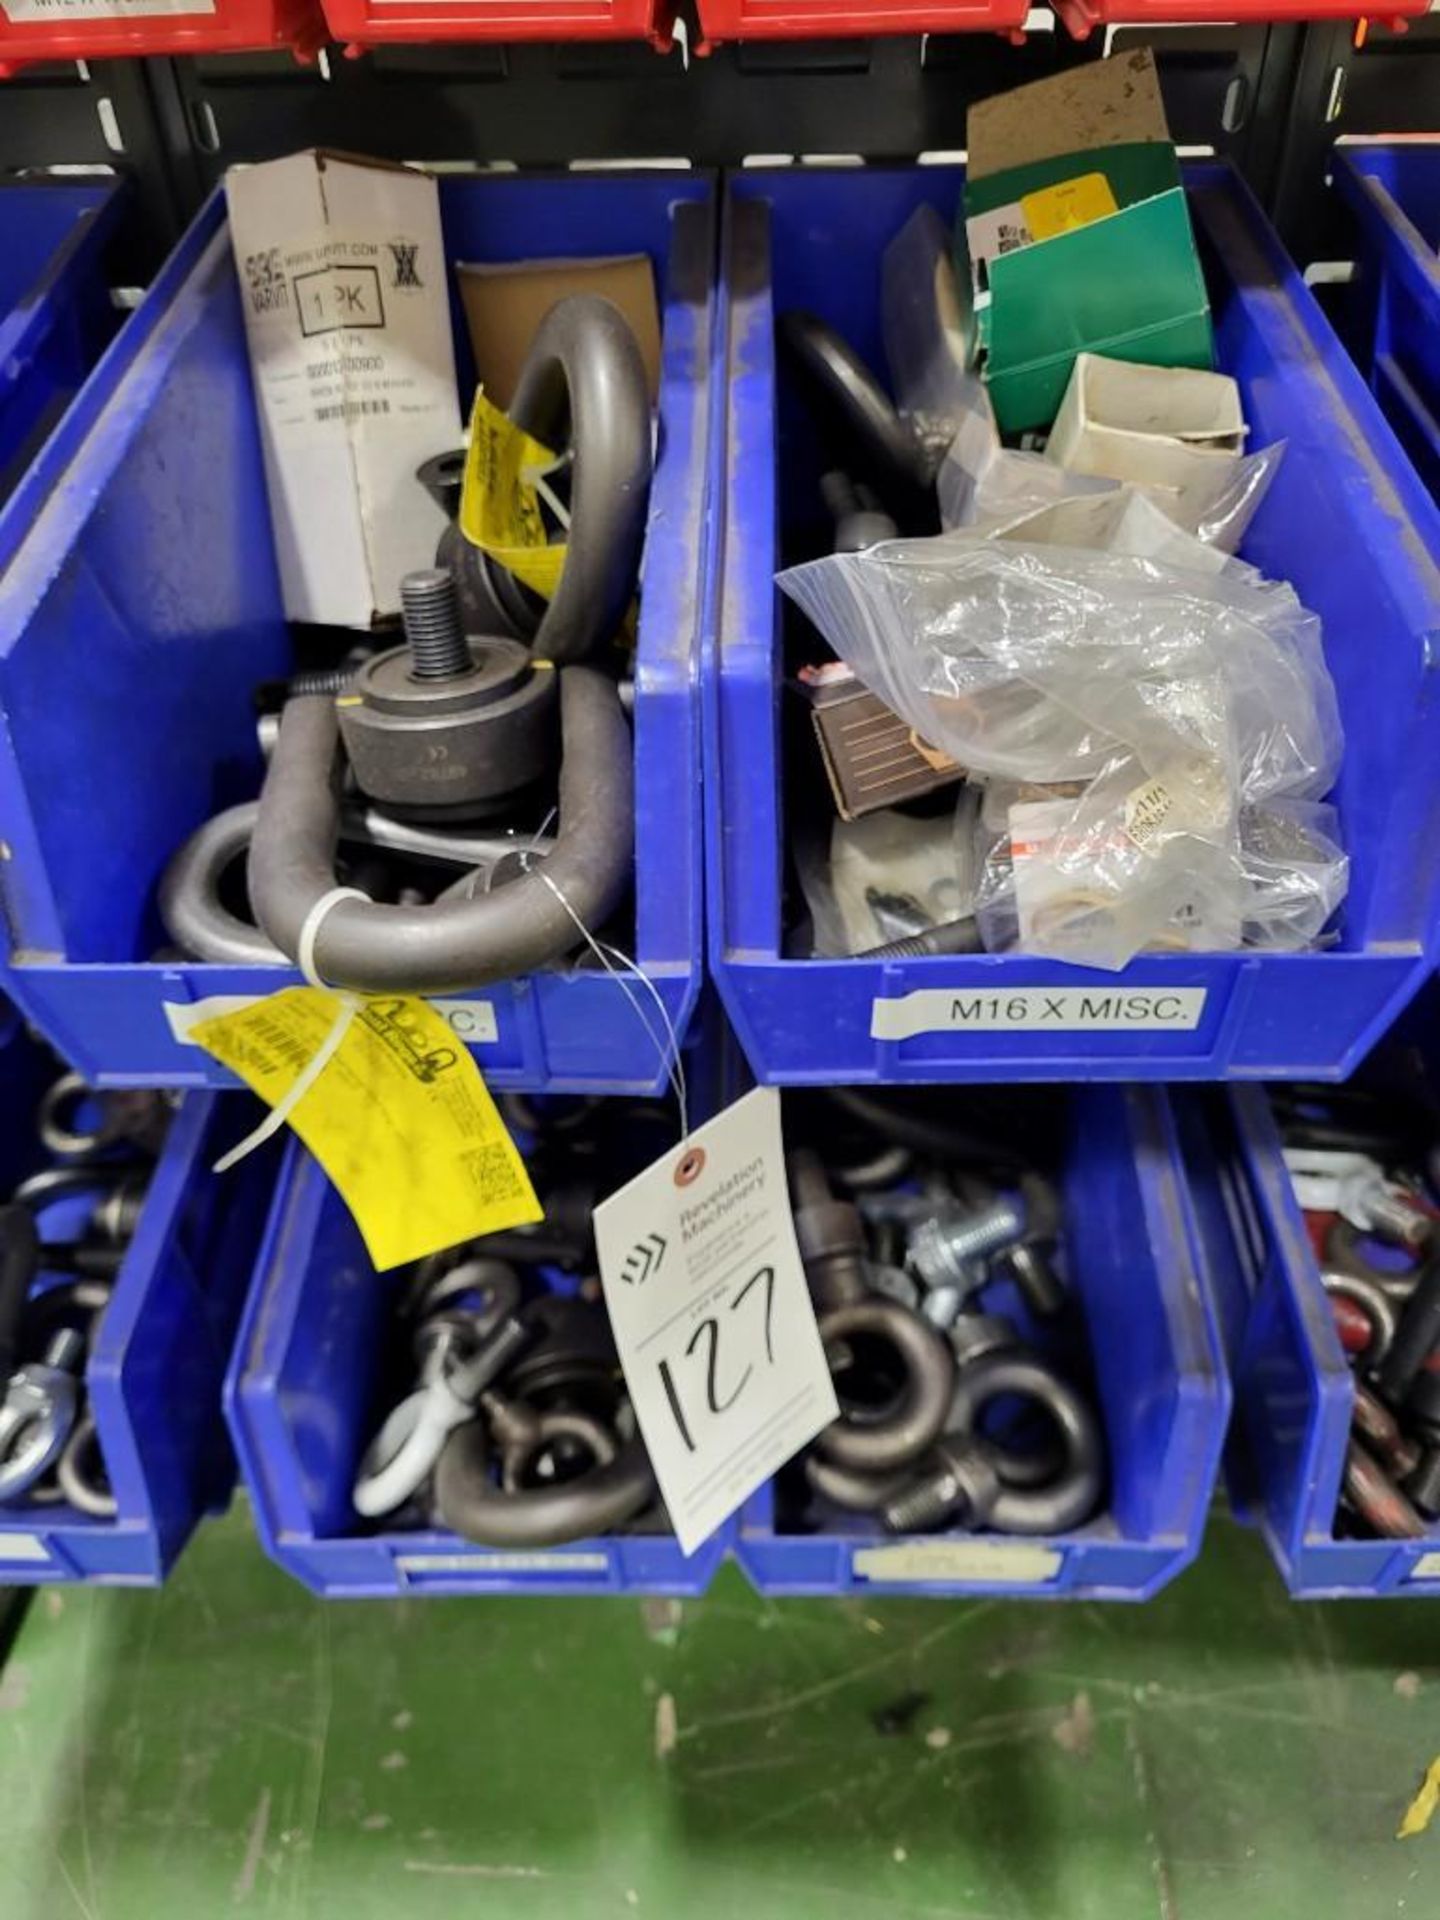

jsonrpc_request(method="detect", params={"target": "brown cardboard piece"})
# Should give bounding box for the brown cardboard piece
[457,254,662,408]
[967,48,1169,184]
[809,681,964,822]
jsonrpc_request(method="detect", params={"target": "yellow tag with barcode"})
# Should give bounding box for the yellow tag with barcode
[458,389,567,601]
[188,987,541,1272]
[1021,172,1119,241]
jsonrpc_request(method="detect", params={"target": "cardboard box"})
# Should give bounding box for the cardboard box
[457,254,662,409]
[226,151,463,628]
[802,666,964,821]
[1046,352,1245,494]
[958,51,1213,436]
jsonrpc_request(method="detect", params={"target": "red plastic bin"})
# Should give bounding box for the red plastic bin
[1052,0,1423,39]
[0,0,326,79]
[697,0,1023,38]
[321,0,672,51]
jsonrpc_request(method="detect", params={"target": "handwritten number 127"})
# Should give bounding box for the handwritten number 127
[657,1265,776,1454]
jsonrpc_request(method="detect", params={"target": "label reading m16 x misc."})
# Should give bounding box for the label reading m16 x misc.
[870,986,1207,1042]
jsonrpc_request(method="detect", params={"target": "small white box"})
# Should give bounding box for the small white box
[1046,352,1246,498]
[225,151,463,628]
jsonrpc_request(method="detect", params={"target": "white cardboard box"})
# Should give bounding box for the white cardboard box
[225,151,463,628]
[1045,352,1246,498]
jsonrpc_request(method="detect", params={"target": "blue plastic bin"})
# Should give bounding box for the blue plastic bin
[0,173,713,1095]
[226,1126,733,1600]
[0,177,125,507]
[1177,1054,1440,1599]
[0,1080,279,1586]
[735,1085,1230,1600]
[706,164,1440,1085]
[1333,145,1440,509]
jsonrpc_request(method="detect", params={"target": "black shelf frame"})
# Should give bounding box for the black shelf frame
[0,21,1435,289]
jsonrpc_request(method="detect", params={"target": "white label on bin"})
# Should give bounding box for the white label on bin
[594,1087,838,1559]
[869,985,1208,1041]
[165,994,498,1048]
[0,0,213,18]
[0,1532,51,1564]
[1407,1553,1440,1582]
[396,1552,609,1576]
[853,1541,1064,1585]
[426,1000,499,1045]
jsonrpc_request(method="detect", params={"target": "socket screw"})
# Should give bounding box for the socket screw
[908,1196,1025,1294]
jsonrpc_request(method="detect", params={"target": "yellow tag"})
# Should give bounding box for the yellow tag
[188,987,541,1272]
[1398,1755,1440,1839]
[1021,172,1119,241]
[458,389,567,601]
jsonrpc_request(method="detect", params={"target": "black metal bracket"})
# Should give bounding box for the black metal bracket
[152,24,1292,200]
[0,60,186,273]
[1269,14,1440,268]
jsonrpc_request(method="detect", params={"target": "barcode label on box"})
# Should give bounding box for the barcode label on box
[0,0,212,17]
[853,1541,1064,1585]
[314,399,391,423]
[870,986,1207,1041]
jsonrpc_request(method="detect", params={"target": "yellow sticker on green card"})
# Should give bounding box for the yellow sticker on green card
[458,389,567,601]
[1021,172,1119,241]
[188,987,541,1272]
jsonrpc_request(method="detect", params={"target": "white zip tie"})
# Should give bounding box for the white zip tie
[526,464,573,531]
[212,887,369,1175]
[297,885,369,989]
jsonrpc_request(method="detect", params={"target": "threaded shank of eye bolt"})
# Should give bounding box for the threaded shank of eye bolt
[1366,1187,1432,1251]
[909,1198,1025,1291]
[855,917,983,960]
[401,568,471,681]
[883,1462,967,1535]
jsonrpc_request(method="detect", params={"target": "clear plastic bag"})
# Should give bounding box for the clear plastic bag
[881,205,975,470]
[1239,800,1349,950]
[779,534,1345,969]
[797,798,978,957]
[903,241,1285,556]
[984,486,1237,575]
[971,767,1246,969]
[881,207,1123,533]
[934,374,1118,535]
[970,788,1346,966]
[779,535,1341,797]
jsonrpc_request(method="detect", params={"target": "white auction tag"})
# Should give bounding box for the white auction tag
[594,1087,837,1557]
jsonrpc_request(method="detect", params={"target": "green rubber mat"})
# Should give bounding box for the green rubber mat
[0,1510,1436,1919]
